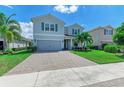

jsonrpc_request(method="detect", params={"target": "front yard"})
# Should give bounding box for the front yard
[71,50,124,64]
[0,51,32,76]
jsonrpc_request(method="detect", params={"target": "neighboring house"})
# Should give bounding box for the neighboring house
[9,38,31,49]
[0,37,31,51]
[89,25,115,49]
[32,14,84,51]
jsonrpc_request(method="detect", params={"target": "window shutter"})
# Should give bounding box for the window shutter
[41,22,44,31]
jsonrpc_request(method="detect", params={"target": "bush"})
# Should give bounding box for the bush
[12,47,27,51]
[102,43,108,49]
[27,46,37,52]
[5,49,15,54]
[88,44,94,49]
[104,44,118,53]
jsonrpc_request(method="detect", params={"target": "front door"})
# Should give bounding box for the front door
[0,41,3,50]
[64,40,68,50]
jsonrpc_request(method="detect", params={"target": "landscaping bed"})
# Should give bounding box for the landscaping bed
[71,50,124,64]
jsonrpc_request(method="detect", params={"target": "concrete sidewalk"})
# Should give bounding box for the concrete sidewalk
[1,62,124,87]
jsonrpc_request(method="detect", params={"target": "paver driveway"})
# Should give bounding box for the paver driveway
[6,51,96,75]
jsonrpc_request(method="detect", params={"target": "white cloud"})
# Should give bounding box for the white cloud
[3,5,13,9]
[19,22,33,39]
[54,5,78,14]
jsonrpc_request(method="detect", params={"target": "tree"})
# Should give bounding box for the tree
[75,33,83,47]
[6,31,14,49]
[81,32,93,50]
[75,32,93,50]
[0,12,21,50]
[113,22,124,54]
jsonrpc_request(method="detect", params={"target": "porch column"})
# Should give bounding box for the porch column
[70,39,73,49]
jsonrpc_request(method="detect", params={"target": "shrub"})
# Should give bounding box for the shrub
[104,44,118,53]
[5,49,15,54]
[102,43,108,49]
[12,47,27,51]
[88,44,94,49]
[27,46,37,52]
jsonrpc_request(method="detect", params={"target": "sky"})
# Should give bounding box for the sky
[0,5,124,39]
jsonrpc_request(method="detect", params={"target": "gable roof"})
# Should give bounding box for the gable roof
[65,23,84,29]
[31,13,65,24]
[88,25,114,33]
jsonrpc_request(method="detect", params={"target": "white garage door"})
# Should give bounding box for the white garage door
[37,40,62,51]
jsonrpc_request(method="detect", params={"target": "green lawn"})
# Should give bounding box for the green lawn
[71,50,124,64]
[0,51,32,76]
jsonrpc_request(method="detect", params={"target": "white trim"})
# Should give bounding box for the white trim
[34,34,65,37]
[36,39,63,41]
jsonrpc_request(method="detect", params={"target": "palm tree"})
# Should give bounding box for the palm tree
[75,33,83,47]
[75,32,93,50]
[6,31,14,48]
[0,12,21,50]
[81,32,93,50]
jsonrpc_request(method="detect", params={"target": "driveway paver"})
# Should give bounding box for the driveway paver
[6,51,96,75]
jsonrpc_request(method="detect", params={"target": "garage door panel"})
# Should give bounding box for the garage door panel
[37,40,62,51]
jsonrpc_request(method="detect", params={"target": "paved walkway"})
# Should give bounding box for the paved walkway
[1,62,124,87]
[6,51,96,75]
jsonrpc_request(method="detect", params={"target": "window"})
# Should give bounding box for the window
[41,22,44,31]
[45,24,49,31]
[55,24,58,32]
[34,39,37,43]
[104,29,113,35]
[78,29,80,34]
[50,24,54,31]
[104,29,107,35]
[72,29,80,35]
[72,29,74,34]
[75,29,77,34]
[109,30,113,35]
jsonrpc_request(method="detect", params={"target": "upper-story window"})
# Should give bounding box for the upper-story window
[41,22,44,31]
[55,24,58,32]
[75,29,77,34]
[41,22,58,32]
[45,24,49,31]
[72,29,75,35]
[78,29,80,33]
[72,28,80,35]
[104,29,113,35]
[50,24,54,31]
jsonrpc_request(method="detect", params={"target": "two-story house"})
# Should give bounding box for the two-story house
[89,25,115,49]
[64,24,84,50]
[32,14,83,51]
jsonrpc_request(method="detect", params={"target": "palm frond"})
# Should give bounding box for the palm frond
[12,31,22,40]
[0,13,6,26]
[8,25,21,32]
[5,31,14,43]
[6,14,16,25]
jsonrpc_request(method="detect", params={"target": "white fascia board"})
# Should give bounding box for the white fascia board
[34,34,65,37]
[36,39,63,41]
